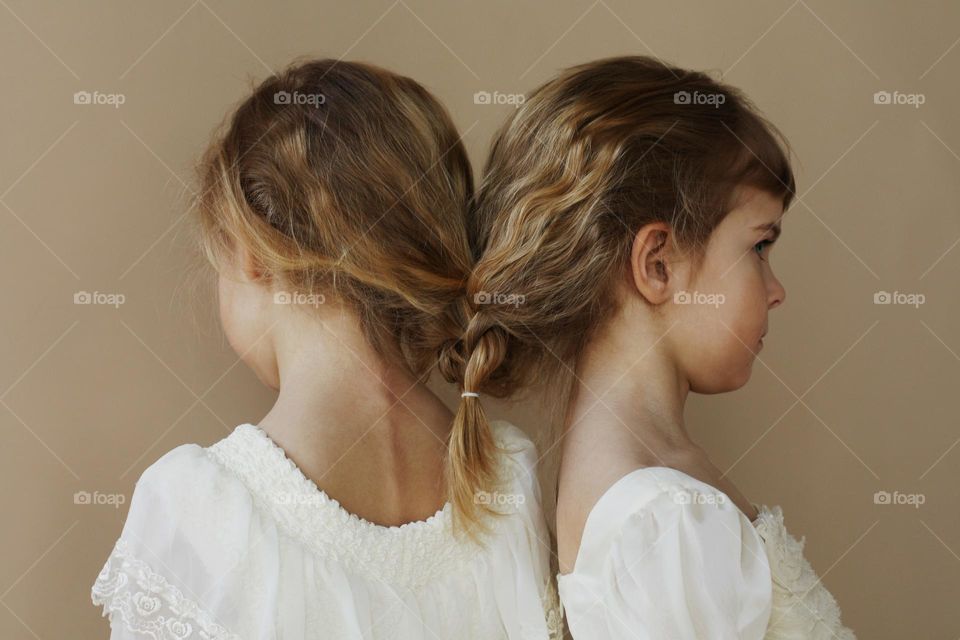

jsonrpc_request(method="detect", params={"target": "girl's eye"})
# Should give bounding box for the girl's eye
[754,239,772,259]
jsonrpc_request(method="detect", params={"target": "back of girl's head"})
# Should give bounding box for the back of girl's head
[195,59,504,537]
[455,54,796,432]
[195,58,474,380]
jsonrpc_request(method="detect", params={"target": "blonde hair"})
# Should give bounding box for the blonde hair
[195,58,503,537]
[449,55,797,447]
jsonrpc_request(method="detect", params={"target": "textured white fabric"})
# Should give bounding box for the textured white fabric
[92,420,562,639]
[557,466,856,640]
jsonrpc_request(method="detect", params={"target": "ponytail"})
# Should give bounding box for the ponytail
[439,310,511,539]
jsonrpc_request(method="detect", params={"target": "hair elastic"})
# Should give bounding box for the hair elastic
[461,391,480,398]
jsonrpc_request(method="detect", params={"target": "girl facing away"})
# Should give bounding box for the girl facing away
[91,59,561,639]
[467,56,857,638]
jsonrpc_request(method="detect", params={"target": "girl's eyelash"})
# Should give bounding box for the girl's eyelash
[754,239,773,259]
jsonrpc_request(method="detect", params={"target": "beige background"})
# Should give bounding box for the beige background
[1,1,957,637]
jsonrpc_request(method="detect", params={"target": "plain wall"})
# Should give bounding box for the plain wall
[0,1,957,637]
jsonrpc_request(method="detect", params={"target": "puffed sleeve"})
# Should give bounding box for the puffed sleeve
[559,477,773,640]
[90,444,244,639]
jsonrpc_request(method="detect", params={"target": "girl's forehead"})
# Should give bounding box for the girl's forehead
[725,187,785,228]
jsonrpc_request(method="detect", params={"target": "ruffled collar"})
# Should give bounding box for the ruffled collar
[205,423,474,587]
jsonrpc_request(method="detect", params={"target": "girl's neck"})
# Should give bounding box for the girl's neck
[257,306,453,526]
[556,318,703,572]
[562,317,697,468]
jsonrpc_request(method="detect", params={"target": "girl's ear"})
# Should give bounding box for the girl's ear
[234,242,266,284]
[628,222,677,305]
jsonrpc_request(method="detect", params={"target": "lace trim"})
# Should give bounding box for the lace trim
[542,574,564,639]
[204,420,527,588]
[91,538,239,639]
[753,505,857,640]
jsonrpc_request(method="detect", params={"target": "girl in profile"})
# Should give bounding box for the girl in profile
[464,55,856,639]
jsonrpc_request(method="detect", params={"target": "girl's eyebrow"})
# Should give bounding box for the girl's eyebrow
[753,221,782,241]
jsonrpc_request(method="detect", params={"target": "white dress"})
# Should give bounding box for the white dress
[557,466,856,639]
[91,419,563,639]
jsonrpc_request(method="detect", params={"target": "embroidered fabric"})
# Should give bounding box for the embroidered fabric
[204,422,475,589]
[542,573,564,639]
[91,539,239,640]
[91,419,559,639]
[753,505,857,640]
